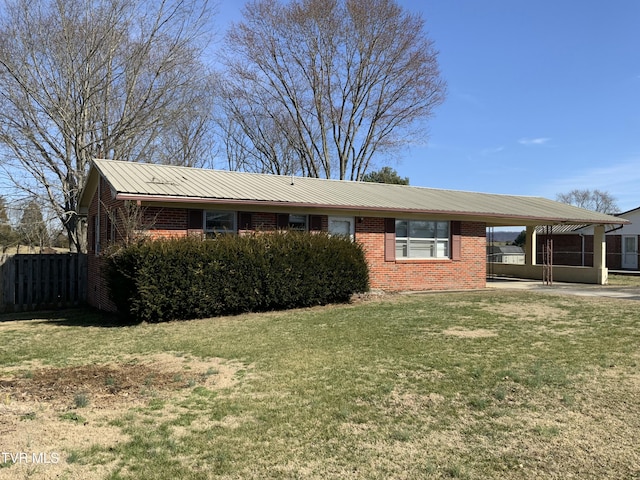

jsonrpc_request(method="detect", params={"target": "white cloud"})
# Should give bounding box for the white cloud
[480,146,505,156]
[518,137,551,146]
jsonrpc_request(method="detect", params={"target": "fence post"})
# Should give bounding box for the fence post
[3,256,16,312]
[0,255,11,311]
[0,255,5,307]
[79,254,88,305]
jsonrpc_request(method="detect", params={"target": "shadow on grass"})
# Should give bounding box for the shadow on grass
[0,307,141,327]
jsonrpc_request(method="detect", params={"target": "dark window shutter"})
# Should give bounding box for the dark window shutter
[451,221,461,260]
[238,212,252,230]
[384,218,396,262]
[277,213,289,229]
[309,215,322,232]
[188,209,203,229]
[105,215,112,243]
[89,215,95,253]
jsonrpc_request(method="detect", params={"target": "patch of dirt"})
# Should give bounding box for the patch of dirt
[0,353,241,407]
[443,327,498,338]
[349,290,390,304]
[0,353,244,480]
[3,364,184,408]
[479,301,570,321]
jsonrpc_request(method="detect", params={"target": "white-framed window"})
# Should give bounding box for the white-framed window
[328,216,355,241]
[395,220,449,259]
[204,210,236,237]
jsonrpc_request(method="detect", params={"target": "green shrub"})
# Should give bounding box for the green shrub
[104,232,369,322]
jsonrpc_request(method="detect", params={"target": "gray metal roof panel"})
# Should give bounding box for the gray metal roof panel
[90,159,626,225]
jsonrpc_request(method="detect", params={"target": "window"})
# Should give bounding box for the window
[395,220,449,259]
[288,214,307,230]
[278,214,308,231]
[328,216,354,241]
[204,211,235,237]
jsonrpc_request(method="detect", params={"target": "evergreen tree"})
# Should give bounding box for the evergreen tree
[361,167,409,185]
[512,230,526,248]
[0,196,17,247]
[18,199,48,250]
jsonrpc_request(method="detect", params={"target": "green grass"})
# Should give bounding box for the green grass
[608,272,640,286]
[59,412,87,424]
[74,392,90,408]
[1,290,639,479]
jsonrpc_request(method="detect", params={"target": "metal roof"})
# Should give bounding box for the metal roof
[487,245,525,254]
[78,159,628,227]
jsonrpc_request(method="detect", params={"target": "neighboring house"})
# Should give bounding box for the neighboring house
[535,206,639,270]
[78,159,626,311]
[609,206,640,269]
[487,245,525,264]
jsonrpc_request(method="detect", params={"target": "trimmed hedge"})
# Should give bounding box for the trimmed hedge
[104,232,369,322]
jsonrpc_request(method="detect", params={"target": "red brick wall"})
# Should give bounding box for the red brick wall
[86,177,121,312]
[251,212,278,231]
[86,200,489,310]
[607,235,622,269]
[356,218,486,291]
[535,234,632,270]
[537,234,594,267]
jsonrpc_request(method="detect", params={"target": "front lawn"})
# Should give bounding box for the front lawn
[0,290,638,479]
[608,272,640,287]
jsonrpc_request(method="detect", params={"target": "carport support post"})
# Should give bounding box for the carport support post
[525,226,537,266]
[593,224,607,285]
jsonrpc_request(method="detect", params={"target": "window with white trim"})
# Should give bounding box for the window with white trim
[204,211,236,237]
[395,220,450,259]
[328,216,354,241]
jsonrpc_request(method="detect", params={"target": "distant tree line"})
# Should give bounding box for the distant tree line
[0,195,66,253]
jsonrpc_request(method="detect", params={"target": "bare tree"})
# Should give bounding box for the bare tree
[556,189,619,214]
[104,200,159,248]
[0,0,216,252]
[217,0,446,180]
[216,78,303,175]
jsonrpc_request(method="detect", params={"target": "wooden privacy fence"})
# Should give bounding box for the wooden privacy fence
[0,254,87,313]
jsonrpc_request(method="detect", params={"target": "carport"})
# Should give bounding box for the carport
[488,222,627,285]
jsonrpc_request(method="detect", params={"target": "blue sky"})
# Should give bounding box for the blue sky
[217,0,640,212]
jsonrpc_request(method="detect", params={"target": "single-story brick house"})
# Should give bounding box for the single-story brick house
[78,159,627,311]
[535,206,639,270]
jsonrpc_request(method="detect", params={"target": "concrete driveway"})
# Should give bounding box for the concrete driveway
[487,277,640,301]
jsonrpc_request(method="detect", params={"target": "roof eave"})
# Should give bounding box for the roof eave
[115,193,628,226]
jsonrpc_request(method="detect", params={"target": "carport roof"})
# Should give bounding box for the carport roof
[79,159,628,227]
